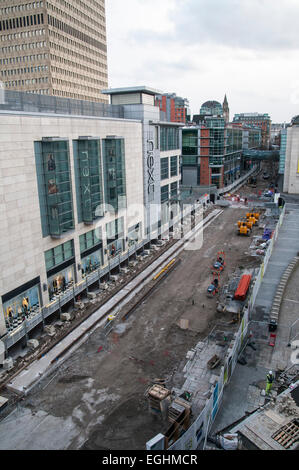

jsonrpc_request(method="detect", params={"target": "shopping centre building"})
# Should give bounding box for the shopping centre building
[0,86,182,347]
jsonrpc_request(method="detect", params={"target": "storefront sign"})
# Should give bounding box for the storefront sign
[147,139,155,199]
[80,150,92,223]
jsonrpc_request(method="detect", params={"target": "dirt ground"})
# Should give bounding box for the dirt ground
[13,204,262,450]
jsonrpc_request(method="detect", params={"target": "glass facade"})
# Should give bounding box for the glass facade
[79,228,103,277]
[161,157,169,180]
[279,129,287,175]
[103,137,126,212]
[3,283,40,331]
[170,155,178,176]
[182,129,198,156]
[161,184,169,203]
[170,181,178,199]
[106,217,124,258]
[45,240,75,300]
[36,139,74,237]
[45,240,74,270]
[160,127,180,151]
[128,222,142,247]
[74,138,104,223]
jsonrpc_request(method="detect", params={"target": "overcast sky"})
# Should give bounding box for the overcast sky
[106,0,299,123]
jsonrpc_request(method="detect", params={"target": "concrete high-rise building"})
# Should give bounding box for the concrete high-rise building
[0,0,108,102]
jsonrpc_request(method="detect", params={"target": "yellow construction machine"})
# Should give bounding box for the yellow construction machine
[237,221,251,236]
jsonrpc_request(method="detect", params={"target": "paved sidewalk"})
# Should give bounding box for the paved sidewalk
[211,203,299,433]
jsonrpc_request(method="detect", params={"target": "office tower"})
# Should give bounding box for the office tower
[0,0,108,102]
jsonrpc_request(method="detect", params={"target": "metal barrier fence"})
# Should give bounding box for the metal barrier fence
[0,90,124,119]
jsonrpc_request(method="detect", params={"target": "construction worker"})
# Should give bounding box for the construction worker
[265,371,274,395]
[106,314,116,326]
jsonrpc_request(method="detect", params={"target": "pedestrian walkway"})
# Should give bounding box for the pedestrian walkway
[211,203,299,434]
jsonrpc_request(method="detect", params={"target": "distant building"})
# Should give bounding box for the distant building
[181,97,261,189]
[0,0,108,102]
[279,126,289,175]
[283,115,299,193]
[155,92,190,123]
[233,113,271,149]
[200,100,223,117]
[223,94,230,124]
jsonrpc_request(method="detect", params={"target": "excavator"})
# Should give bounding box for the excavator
[246,211,260,223]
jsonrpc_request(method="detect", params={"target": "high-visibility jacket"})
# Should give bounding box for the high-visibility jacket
[267,374,274,383]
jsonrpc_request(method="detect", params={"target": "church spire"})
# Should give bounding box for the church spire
[223,94,229,123]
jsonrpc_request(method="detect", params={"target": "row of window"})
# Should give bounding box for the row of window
[1,41,46,53]
[0,2,43,14]
[1,29,45,41]
[47,15,106,52]
[51,77,105,92]
[51,65,106,81]
[35,137,126,238]
[161,182,179,204]
[50,52,107,74]
[0,53,48,64]
[1,64,48,76]
[160,127,180,152]
[4,77,48,87]
[0,13,44,31]
[47,0,105,34]
[160,156,179,180]
[48,39,106,65]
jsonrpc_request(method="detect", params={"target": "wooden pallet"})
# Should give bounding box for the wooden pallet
[272,420,299,449]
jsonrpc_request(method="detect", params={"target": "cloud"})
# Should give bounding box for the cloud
[106,0,299,121]
[127,0,299,51]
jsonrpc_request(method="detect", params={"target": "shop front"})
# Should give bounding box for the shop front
[81,247,103,278]
[106,217,125,259]
[2,278,41,332]
[47,264,75,301]
[128,223,142,248]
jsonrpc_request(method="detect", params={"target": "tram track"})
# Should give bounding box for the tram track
[4,208,223,396]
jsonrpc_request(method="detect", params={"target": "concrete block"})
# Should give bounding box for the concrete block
[87,292,96,299]
[60,312,71,322]
[3,357,13,370]
[44,325,56,337]
[74,301,85,309]
[27,339,39,350]
[186,349,196,360]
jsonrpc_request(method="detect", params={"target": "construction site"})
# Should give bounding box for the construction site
[0,162,297,451]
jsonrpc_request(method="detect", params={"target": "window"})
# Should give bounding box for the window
[45,240,74,271]
[170,156,178,177]
[160,157,169,180]
[103,138,126,212]
[161,185,169,204]
[170,181,178,199]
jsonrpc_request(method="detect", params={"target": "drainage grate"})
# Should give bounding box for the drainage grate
[272,419,299,449]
